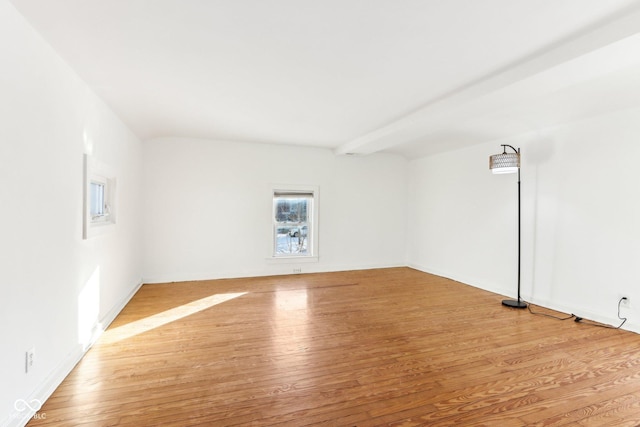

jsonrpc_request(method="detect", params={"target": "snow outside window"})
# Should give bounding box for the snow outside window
[273,190,315,258]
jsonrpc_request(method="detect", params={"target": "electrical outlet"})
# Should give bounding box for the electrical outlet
[293,268,302,274]
[25,348,35,373]
[620,296,631,308]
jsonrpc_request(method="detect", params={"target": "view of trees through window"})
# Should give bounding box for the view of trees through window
[273,194,311,256]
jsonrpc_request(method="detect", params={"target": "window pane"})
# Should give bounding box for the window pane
[90,182,105,217]
[275,225,309,255]
[274,197,308,223]
[273,193,312,257]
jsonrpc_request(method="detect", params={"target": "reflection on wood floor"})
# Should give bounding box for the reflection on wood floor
[29,267,640,426]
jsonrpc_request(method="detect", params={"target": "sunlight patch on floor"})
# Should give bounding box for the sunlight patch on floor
[100,292,247,344]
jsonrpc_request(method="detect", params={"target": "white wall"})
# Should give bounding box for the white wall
[3,1,639,425]
[408,107,640,332]
[142,137,408,282]
[0,2,143,426]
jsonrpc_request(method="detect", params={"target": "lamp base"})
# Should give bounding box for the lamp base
[502,299,527,309]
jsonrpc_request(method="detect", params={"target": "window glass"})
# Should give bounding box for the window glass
[273,193,312,257]
[83,154,117,239]
[90,182,105,219]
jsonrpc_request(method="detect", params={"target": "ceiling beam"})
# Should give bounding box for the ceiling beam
[334,4,640,156]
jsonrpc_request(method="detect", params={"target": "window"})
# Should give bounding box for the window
[90,181,105,218]
[271,186,318,259]
[89,178,112,222]
[83,154,116,239]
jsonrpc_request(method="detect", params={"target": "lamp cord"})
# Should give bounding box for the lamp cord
[522,298,627,329]
[523,300,575,320]
[573,298,627,330]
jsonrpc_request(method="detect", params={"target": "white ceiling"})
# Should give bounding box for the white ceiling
[8,0,640,158]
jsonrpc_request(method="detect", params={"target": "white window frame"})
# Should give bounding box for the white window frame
[269,184,319,262]
[83,154,117,239]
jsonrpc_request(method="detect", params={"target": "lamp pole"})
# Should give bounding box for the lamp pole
[490,145,527,309]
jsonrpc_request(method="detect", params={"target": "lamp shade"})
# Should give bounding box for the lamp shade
[489,152,520,174]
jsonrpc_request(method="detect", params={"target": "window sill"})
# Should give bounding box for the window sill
[266,256,318,264]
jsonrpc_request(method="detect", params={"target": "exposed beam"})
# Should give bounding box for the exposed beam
[334,4,640,156]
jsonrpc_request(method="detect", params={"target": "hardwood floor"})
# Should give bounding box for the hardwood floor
[28,268,640,426]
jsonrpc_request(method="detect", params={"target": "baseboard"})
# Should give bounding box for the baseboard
[142,262,408,284]
[3,346,85,427]
[101,280,144,331]
[408,263,640,335]
[524,295,640,334]
[2,279,143,427]
[407,262,513,296]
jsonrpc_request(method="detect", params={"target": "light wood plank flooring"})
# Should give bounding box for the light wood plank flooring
[28,268,640,426]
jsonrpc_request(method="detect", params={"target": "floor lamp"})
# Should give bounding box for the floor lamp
[489,145,527,309]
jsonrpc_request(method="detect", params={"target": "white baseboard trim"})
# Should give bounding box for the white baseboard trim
[3,347,85,427]
[408,263,640,335]
[2,279,143,427]
[407,262,512,297]
[101,280,144,331]
[523,295,639,334]
[142,262,408,284]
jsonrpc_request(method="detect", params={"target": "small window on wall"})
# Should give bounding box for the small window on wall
[83,154,116,239]
[89,179,112,222]
[272,186,318,259]
[90,181,105,218]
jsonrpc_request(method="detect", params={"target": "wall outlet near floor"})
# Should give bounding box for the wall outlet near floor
[25,348,35,373]
[620,296,631,308]
[293,268,302,274]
